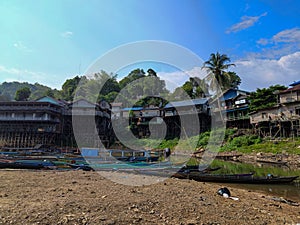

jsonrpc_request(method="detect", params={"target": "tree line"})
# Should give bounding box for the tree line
[0,52,287,110]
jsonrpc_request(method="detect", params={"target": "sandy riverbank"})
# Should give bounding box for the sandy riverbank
[0,170,299,224]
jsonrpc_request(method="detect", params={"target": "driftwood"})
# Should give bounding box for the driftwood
[269,197,299,206]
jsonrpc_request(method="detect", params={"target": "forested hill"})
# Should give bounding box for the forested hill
[0,81,60,101]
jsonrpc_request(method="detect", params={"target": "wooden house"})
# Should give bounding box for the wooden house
[162,98,211,139]
[211,89,250,128]
[249,81,300,138]
[0,97,113,150]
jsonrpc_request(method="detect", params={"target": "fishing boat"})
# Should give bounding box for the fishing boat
[0,159,56,170]
[172,170,298,184]
[172,171,255,182]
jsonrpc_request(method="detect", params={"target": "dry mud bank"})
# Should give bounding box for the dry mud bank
[0,170,299,225]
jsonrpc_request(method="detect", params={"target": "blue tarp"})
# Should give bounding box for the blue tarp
[81,148,98,157]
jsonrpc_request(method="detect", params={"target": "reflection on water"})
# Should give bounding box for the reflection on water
[209,159,300,201]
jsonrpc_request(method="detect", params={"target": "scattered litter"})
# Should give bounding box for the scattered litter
[217,187,239,201]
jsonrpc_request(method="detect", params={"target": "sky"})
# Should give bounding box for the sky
[0,0,300,91]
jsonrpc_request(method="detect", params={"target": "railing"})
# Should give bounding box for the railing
[0,116,60,123]
[225,115,250,121]
[0,106,62,114]
[164,109,206,117]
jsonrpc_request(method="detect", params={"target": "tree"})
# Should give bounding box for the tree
[182,81,194,98]
[43,89,54,98]
[119,69,145,89]
[15,87,31,101]
[176,77,208,99]
[248,85,287,111]
[202,52,237,91]
[116,68,169,107]
[61,76,83,101]
[226,72,241,89]
[147,68,157,77]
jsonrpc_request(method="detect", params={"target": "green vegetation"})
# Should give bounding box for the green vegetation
[0,81,60,101]
[248,84,286,111]
[15,87,31,101]
[133,128,300,155]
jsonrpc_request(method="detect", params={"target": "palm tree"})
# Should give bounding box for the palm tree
[202,52,235,91]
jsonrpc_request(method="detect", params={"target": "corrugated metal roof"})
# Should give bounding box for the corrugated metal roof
[219,89,250,101]
[290,80,300,86]
[122,107,143,111]
[164,98,208,108]
[36,96,63,106]
[280,84,300,93]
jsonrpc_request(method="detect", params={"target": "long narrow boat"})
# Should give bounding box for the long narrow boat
[0,159,55,170]
[172,171,298,184]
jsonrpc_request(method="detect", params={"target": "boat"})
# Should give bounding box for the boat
[67,163,95,171]
[256,159,288,165]
[0,159,56,170]
[172,171,255,182]
[172,171,298,184]
[178,165,221,173]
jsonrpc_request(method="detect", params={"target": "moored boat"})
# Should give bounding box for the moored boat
[0,159,56,170]
[172,171,298,184]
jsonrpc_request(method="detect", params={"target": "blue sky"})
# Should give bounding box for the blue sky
[0,0,300,91]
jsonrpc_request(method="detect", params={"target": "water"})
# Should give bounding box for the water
[209,159,300,201]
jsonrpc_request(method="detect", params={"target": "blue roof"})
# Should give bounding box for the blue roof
[290,80,300,86]
[220,89,249,101]
[164,98,208,109]
[36,96,62,106]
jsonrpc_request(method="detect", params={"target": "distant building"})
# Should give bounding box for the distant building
[0,97,113,150]
[111,102,123,119]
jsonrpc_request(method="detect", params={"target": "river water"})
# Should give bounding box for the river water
[209,159,300,201]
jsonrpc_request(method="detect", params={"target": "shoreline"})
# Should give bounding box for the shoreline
[0,170,299,224]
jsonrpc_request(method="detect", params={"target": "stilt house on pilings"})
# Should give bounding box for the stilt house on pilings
[162,98,211,139]
[210,89,251,129]
[249,81,300,138]
[119,98,211,140]
[0,96,113,151]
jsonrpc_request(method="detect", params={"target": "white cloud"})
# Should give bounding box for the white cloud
[61,31,73,38]
[258,28,300,45]
[255,28,300,58]
[256,38,269,45]
[233,51,300,91]
[13,41,32,52]
[0,65,62,89]
[226,12,267,34]
[273,28,300,43]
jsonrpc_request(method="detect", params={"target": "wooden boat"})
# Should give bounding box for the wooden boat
[172,171,298,184]
[172,171,255,182]
[245,175,299,184]
[178,165,221,173]
[0,159,55,170]
[256,159,288,165]
[67,163,95,171]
